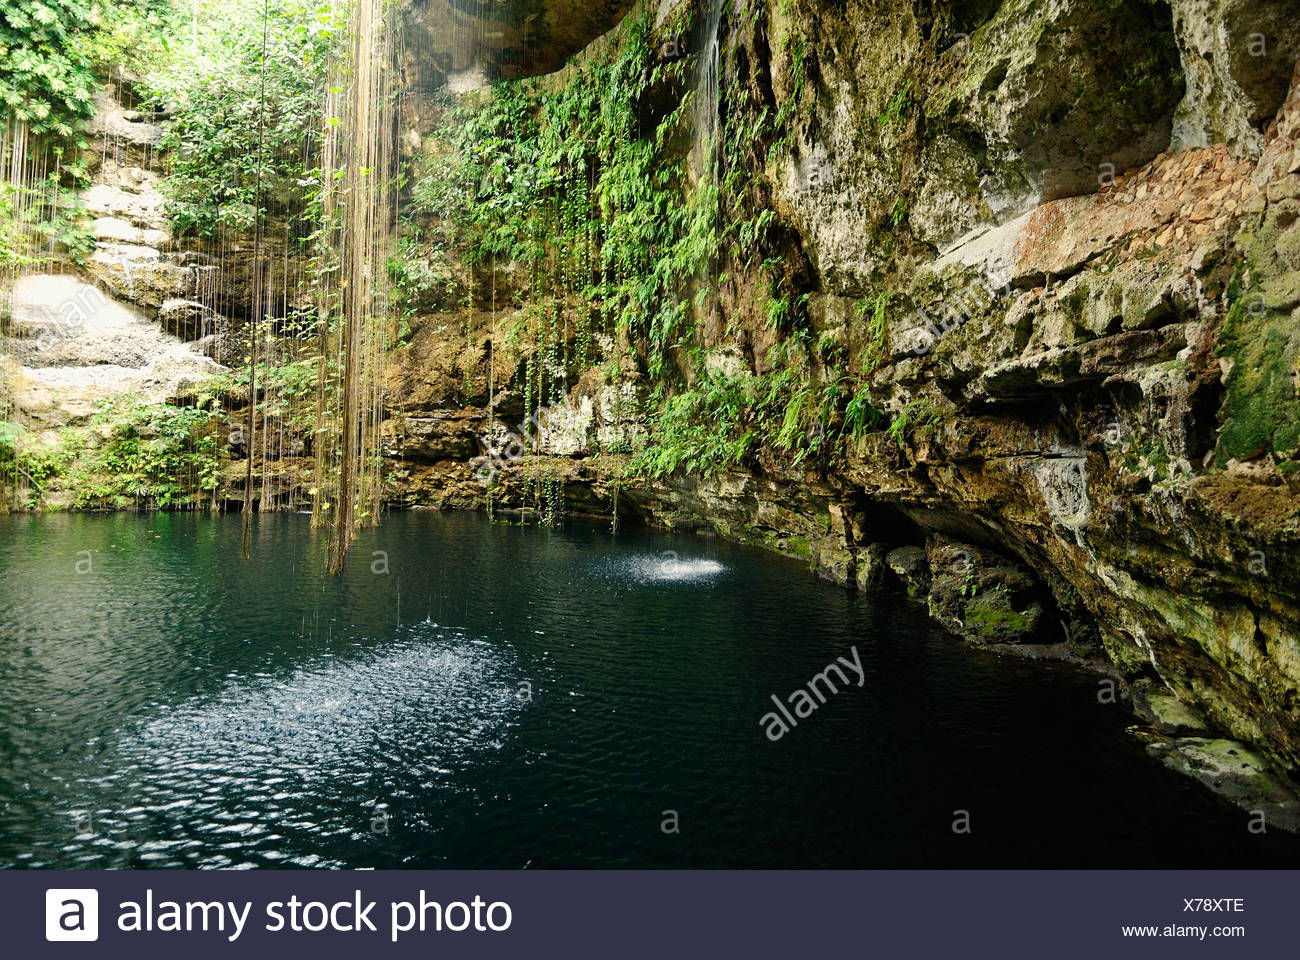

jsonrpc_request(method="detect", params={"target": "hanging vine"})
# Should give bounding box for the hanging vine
[311,0,399,574]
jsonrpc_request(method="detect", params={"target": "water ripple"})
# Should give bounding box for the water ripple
[42,627,522,867]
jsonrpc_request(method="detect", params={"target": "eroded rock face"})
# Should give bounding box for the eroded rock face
[1146,737,1300,830]
[79,138,191,315]
[886,546,930,599]
[158,300,217,342]
[923,535,1046,643]
[774,0,1186,282]
[790,61,1300,802]
[1169,0,1300,155]
[1,274,225,433]
[75,84,310,360]
[936,0,1184,202]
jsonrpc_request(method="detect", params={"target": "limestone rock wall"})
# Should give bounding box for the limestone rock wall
[698,0,1300,798]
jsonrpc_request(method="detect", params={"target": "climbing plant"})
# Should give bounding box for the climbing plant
[405,11,730,519]
[414,13,717,383]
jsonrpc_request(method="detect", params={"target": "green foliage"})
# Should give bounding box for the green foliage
[0,421,23,451]
[887,399,940,449]
[888,194,907,229]
[767,33,808,161]
[72,399,222,508]
[212,356,320,434]
[12,436,79,507]
[34,171,94,259]
[387,232,457,316]
[414,14,714,388]
[628,371,757,478]
[760,261,808,333]
[631,329,888,479]
[0,0,99,138]
[147,0,345,237]
[964,584,1038,641]
[405,6,854,496]
[0,0,119,269]
[0,170,95,268]
[0,183,35,269]
[74,0,176,77]
[0,421,27,506]
[877,82,914,232]
[878,80,913,129]
[844,381,884,439]
[1,1,170,138]
[856,292,890,374]
[720,1,807,266]
[414,81,544,264]
[771,379,831,464]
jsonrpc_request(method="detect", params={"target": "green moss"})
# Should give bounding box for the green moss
[1215,290,1300,465]
[1216,201,1300,465]
[787,535,811,557]
[1123,433,1171,480]
[964,590,1036,641]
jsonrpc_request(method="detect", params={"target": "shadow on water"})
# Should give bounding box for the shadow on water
[0,510,1297,868]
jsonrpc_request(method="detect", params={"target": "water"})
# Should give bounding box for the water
[691,0,723,184]
[0,511,1296,868]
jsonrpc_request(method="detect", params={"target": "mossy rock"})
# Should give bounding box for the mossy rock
[786,535,812,558]
[1100,628,1152,675]
[1216,198,1300,465]
[886,545,931,599]
[929,0,1183,205]
[1133,682,1211,736]
[962,588,1042,643]
[1215,295,1300,465]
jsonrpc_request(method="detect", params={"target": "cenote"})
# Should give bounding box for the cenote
[1,511,1298,869]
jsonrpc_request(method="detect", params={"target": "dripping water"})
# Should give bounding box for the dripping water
[687,0,725,337]
[692,0,724,185]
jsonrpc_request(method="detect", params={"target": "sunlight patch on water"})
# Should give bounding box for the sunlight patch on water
[594,552,727,585]
[61,626,524,867]
[123,627,519,776]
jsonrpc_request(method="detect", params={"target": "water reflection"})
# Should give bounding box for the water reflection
[1,512,1298,868]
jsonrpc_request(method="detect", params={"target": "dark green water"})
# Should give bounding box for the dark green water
[0,511,1296,868]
